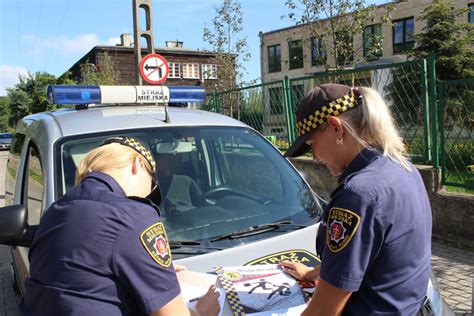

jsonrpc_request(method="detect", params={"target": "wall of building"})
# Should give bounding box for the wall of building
[289,157,474,246]
[260,0,471,83]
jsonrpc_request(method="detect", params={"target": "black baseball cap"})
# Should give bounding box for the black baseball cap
[284,84,359,157]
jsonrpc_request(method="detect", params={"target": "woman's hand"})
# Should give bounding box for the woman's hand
[278,261,320,282]
[173,264,187,273]
[194,285,220,316]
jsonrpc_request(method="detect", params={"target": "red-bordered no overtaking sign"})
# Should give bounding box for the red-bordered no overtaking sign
[139,54,169,85]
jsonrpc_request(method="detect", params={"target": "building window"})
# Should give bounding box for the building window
[202,64,218,79]
[311,37,327,66]
[469,4,474,23]
[289,40,303,69]
[363,24,383,58]
[168,62,181,79]
[393,17,414,54]
[182,63,200,79]
[335,31,353,65]
[268,87,284,115]
[268,45,281,73]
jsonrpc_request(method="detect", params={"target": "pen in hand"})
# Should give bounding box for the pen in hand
[188,296,201,303]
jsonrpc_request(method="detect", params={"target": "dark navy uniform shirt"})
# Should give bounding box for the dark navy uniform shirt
[316,148,432,315]
[21,172,180,315]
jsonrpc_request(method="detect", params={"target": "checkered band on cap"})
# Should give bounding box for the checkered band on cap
[296,93,356,137]
[101,136,156,172]
[215,267,245,316]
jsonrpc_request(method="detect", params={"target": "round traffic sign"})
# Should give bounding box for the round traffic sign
[139,54,170,85]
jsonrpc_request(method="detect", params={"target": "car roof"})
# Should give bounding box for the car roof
[20,105,248,137]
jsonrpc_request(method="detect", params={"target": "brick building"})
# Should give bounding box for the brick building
[66,34,230,92]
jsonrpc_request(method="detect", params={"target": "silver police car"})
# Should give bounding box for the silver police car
[0,85,453,315]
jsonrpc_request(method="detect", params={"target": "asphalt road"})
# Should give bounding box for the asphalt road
[0,150,472,315]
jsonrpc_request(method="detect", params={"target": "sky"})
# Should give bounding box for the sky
[0,0,294,96]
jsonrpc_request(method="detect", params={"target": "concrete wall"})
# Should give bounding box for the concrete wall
[289,157,474,247]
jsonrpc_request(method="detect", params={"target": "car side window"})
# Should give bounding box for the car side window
[25,144,44,225]
[5,133,26,206]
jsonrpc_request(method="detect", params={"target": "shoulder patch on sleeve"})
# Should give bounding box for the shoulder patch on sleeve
[326,207,361,252]
[140,222,172,267]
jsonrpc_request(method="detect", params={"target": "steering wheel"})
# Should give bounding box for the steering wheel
[200,187,235,202]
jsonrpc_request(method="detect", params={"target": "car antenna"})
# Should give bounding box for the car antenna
[164,101,170,123]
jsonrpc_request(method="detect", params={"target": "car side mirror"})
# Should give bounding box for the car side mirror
[0,205,36,247]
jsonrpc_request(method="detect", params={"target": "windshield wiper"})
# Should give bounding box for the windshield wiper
[210,221,308,242]
[170,240,224,251]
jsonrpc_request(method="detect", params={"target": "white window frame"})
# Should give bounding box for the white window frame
[201,64,218,80]
[182,63,200,79]
[168,62,181,79]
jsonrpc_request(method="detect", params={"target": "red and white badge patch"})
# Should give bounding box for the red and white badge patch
[140,222,172,267]
[326,207,360,252]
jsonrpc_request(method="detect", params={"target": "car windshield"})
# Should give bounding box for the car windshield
[57,126,323,252]
[0,133,12,139]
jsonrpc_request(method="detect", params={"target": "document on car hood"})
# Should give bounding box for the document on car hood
[215,264,308,315]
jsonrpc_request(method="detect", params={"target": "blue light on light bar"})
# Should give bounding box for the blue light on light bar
[47,85,100,104]
[169,86,206,103]
[47,85,206,105]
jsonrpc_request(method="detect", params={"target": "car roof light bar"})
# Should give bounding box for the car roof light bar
[46,85,206,105]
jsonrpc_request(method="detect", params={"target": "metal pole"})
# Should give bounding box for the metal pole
[133,0,155,86]
[428,52,439,174]
[421,59,431,163]
[282,76,296,145]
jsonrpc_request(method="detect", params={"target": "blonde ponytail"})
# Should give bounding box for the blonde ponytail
[339,87,411,171]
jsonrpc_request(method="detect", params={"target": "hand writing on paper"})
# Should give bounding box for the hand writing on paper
[278,260,320,283]
[195,285,220,316]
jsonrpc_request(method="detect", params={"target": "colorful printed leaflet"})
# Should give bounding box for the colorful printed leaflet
[215,264,307,315]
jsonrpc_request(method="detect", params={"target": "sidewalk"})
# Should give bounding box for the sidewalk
[0,240,472,315]
[432,240,473,315]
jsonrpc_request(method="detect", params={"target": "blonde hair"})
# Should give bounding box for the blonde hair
[75,143,154,184]
[338,87,411,171]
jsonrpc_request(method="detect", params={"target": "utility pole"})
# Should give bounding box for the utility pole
[133,0,155,85]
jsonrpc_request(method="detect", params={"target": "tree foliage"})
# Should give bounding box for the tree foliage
[410,0,474,80]
[283,0,393,70]
[4,71,76,128]
[0,96,10,131]
[203,0,251,91]
[79,52,119,85]
[6,71,57,126]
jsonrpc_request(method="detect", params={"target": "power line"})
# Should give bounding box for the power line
[32,0,44,71]
[44,0,71,74]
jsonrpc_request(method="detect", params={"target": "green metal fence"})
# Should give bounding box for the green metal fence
[201,59,473,190]
[203,59,431,162]
[288,60,431,163]
[438,78,474,191]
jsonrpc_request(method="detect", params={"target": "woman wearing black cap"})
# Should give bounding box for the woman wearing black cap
[21,137,220,316]
[279,84,432,315]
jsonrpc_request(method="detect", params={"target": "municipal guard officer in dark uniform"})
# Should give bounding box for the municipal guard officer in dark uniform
[21,137,220,316]
[279,84,432,315]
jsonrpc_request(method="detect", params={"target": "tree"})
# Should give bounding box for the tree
[80,52,119,85]
[410,0,474,81]
[283,0,393,70]
[5,71,58,126]
[4,71,77,127]
[6,88,31,127]
[0,96,10,131]
[203,0,251,91]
